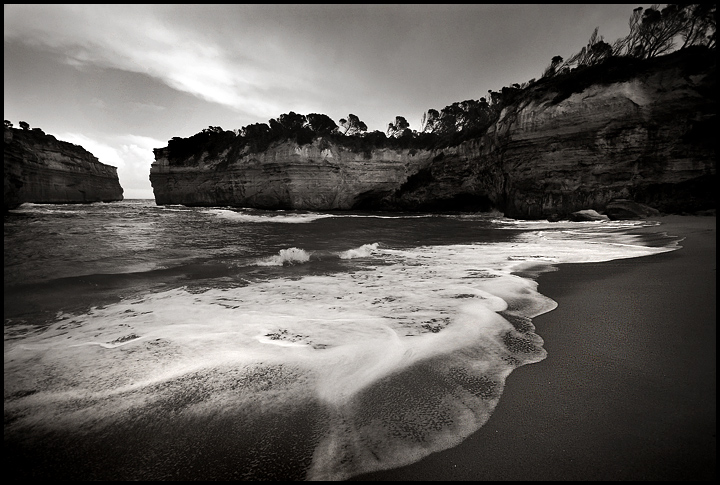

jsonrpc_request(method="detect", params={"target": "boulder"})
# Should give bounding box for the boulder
[546,213,567,222]
[605,199,660,220]
[569,209,610,221]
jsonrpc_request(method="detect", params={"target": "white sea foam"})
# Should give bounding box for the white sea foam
[492,217,657,230]
[10,203,85,215]
[159,206,193,212]
[338,242,380,259]
[204,208,443,223]
[256,247,312,266]
[3,225,680,480]
[204,208,334,223]
[338,213,429,219]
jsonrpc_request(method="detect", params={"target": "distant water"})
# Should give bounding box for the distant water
[4,200,680,480]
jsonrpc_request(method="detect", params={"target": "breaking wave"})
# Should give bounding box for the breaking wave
[204,208,333,223]
[339,243,380,259]
[256,247,312,266]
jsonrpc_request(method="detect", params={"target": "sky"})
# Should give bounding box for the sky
[4,4,653,199]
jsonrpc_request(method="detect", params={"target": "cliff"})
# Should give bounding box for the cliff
[151,140,433,210]
[150,48,715,219]
[4,127,124,211]
[486,48,716,219]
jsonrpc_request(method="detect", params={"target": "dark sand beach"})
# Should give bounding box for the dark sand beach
[358,215,716,481]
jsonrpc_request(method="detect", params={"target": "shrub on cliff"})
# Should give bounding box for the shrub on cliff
[537,3,716,104]
[613,4,716,59]
[338,114,368,136]
[167,126,237,163]
[305,113,338,135]
[531,43,716,105]
[386,116,411,138]
[542,4,715,81]
[239,112,339,153]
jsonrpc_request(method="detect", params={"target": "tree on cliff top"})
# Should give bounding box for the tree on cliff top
[427,98,496,136]
[241,122,274,152]
[268,112,308,143]
[387,116,410,138]
[542,27,612,78]
[166,125,236,162]
[305,113,338,135]
[420,109,440,134]
[613,4,716,58]
[338,114,367,136]
[543,4,716,80]
[543,55,565,78]
[274,112,306,133]
[678,4,716,49]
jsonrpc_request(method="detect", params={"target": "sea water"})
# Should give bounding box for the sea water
[3,200,680,480]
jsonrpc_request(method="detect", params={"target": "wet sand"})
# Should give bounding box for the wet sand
[357,215,716,481]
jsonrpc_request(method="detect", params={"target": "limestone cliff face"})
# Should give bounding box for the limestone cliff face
[488,55,716,219]
[363,138,503,212]
[151,140,434,210]
[392,49,716,218]
[150,49,715,218]
[150,135,505,212]
[4,127,124,210]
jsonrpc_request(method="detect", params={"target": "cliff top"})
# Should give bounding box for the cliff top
[522,45,716,107]
[4,125,118,169]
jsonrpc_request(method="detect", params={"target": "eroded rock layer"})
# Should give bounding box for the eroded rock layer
[489,51,716,219]
[151,141,435,210]
[4,127,123,210]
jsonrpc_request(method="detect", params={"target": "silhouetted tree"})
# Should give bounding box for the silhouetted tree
[4,120,12,129]
[436,103,462,134]
[241,122,273,152]
[542,55,565,78]
[678,3,716,49]
[19,121,29,130]
[267,112,317,145]
[242,122,271,139]
[338,114,367,135]
[564,27,613,69]
[457,98,492,133]
[612,4,715,59]
[387,116,410,138]
[363,130,388,147]
[305,113,338,134]
[268,117,284,138]
[277,112,306,132]
[420,109,440,133]
[618,6,681,58]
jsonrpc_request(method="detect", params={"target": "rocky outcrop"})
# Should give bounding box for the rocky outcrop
[150,48,715,219]
[604,199,660,220]
[483,49,716,219]
[4,127,123,211]
[151,140,435,210]
[569,209,610,222]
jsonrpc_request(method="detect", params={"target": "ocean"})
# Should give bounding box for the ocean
[4,199,681,480]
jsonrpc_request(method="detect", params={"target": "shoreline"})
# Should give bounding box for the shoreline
[357,215,716,481]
